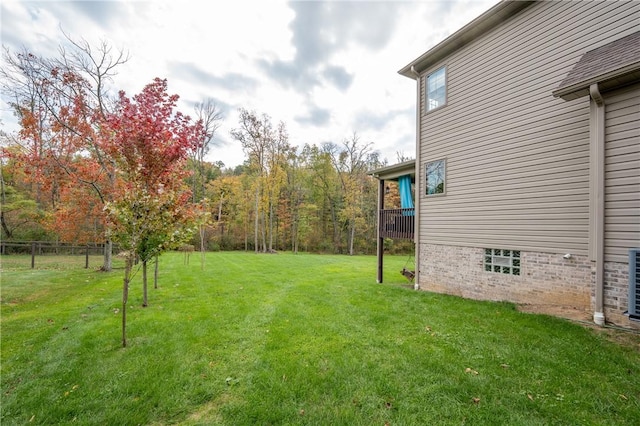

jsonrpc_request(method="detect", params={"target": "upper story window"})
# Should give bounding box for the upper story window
[425,159,445,196]
[426,66,446,111]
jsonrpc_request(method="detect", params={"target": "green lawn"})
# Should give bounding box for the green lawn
[1,252,639,425]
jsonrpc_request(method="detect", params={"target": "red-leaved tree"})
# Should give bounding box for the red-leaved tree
[102,78,204,347]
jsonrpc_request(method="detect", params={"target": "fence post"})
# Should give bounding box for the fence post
[85,245,90,269]
[31,242,36,269]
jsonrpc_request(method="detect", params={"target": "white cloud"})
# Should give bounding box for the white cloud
[1,0,499,169]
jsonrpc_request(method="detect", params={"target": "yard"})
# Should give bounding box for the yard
[1,251,639,425]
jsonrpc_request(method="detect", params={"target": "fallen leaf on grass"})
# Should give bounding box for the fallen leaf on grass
[299,409,305,416]
[527,394,534,401]
[472,397,480,404]
[465,368,479,375]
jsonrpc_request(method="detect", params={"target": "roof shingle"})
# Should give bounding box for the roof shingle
[554,31,640,100]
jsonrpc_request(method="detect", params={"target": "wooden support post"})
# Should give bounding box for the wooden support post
[31,242,36,269]
[377,179,385,283]
[85,245,90,269]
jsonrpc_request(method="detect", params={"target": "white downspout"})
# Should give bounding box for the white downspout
[589,83,606,326]
[410,65,421,290]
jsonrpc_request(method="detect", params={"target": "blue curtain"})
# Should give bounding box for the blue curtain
[398,175,414,212]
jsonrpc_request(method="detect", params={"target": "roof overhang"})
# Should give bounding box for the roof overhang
[553,31,640,101]
[368,160,416,181]
[552,63,640,100]
[398,1,535,79]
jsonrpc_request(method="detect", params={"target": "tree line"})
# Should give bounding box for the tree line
[0,37,411,262]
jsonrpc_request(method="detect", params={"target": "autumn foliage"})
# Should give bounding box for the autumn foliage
[5,50,114,246]
[99,78,204,347]
[102,78,203,251]
[102,78,203,193]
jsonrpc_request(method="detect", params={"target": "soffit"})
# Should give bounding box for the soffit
[368,160,416,181]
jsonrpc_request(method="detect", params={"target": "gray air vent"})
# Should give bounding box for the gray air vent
[629,249,640,320]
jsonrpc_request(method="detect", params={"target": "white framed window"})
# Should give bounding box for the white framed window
[425,159,445,196]
[484,249,521,275]
[426,66,446,111]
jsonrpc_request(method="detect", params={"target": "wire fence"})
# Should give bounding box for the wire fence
[1,241,118,270]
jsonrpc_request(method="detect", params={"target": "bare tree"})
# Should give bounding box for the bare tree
[190,100,222,264]
[191,99,222,202]
[396,150,414,163]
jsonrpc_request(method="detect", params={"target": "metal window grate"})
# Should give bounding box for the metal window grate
[628,249,640,320]
[484,249,520,275]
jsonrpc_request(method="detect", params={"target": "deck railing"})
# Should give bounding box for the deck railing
[379,208,414,240]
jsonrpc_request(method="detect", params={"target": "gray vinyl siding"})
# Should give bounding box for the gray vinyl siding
[604,82,640,263]
[418,0,640,254]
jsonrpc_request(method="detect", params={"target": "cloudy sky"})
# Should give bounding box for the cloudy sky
[1,0,499,168]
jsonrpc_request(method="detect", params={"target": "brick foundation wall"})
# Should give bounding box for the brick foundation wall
[604,261,638,328]
[418,243,591,310]
[418,243,640,329]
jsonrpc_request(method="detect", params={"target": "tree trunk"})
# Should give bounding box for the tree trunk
[122,256,132,348]
[330,203,340,253]
[199,224,206,270]
[0,211,11,240]
[142,260,148,307]
[261,211,267,252]
[349,222,355,256]
[0,174,12,239]
[103,239,113,271]
[254,187,259,253]
[154,255,159,289]
[269,201,274,252]
[291,213,297,254]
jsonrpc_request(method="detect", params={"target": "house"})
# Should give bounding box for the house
[371,0,640,328]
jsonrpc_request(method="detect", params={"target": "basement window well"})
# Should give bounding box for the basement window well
[484,249,520,275]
